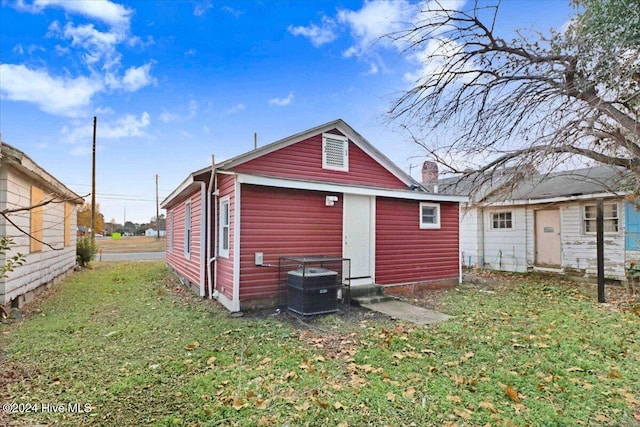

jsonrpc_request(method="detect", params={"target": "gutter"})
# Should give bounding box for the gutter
[206,156,217,300]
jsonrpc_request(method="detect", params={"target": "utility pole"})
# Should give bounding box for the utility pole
[597,199,605,303]
[91,116,97,242]
[155,174,160,240]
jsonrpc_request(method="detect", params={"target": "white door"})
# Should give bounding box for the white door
[343,194,374,286]
[535,209,562,267]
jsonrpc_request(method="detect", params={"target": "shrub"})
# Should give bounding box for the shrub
[76,236,97,267]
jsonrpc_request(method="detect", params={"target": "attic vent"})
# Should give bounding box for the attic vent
[322,133,349,172]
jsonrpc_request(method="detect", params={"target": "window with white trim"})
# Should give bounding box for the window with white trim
[322,133,349,172]
[420,202,441,229]
[168,212,174,252]
[583,203,619,233]
[219,197,230,258]
[184,201,192,258]
[491,212,513,229]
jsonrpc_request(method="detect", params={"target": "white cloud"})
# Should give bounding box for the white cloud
[0,64,103,117]
[193,0,212,17]
[160,100,198,123]
[185,49,197,57]
[221,5,243,18]
[268,93,294,107]
[95,106,114,115]
[225,103,245,115]
[337,0,415,58]
[16,0,132,29]
[121,63,156,91]
[403,37,476,84]
[61,112,151,146]
[288,16,337,47]
[49,21,124,68]
[13,44,24,54]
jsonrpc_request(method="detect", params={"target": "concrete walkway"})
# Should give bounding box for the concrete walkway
[359,299,451,325]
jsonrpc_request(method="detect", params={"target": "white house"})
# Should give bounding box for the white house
[0,142,83,309]
[444,166,638,282]
[145,228,166,237]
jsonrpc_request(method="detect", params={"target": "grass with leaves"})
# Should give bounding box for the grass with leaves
[1,262,638,426]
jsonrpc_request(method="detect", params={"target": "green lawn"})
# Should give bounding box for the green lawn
[1,262,638,426]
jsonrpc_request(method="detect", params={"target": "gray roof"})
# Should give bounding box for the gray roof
[441,165,633,202]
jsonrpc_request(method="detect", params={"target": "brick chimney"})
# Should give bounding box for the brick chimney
[422,160,439,193]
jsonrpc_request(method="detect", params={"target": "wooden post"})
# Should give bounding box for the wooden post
[156,174,160,241]
[91,116,97,243]
[597,199,605,303]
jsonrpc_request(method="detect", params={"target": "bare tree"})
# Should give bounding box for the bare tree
[388,0,639,195]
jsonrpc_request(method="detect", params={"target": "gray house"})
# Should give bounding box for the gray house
[0,142,83,309]
[444,165,637,282]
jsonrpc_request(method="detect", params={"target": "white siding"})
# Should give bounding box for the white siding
[560,201,626,280]
[459,204,480,267]
[0,168,79,305]
[482,207,528,272]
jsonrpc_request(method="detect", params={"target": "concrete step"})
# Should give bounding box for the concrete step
[351,295,395,306]
[349,284,385,298]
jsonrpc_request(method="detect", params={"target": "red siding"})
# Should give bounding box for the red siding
[238,185,343,301]
[375,198,459,284]
[165,189,203,287]
[232,129,407,189]
[215,174,236,302]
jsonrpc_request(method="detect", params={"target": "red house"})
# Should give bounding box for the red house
[161,120,466,312]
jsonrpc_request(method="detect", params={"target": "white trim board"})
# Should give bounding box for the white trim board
[236,173,468,203]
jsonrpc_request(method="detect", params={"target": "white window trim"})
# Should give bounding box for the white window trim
[219,196,230,259]
[168,212,174,253]
[184,201,192,259]
[420,202,441,229]
[322,133,349,172]
[583,202,619,234]
[491,211,513,230]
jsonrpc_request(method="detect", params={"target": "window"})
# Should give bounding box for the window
[184,201,191,258]
[168,212,174,252]
[491,212,513,229]
[584,203,619,233]
[219,197,230,258]
[322,133,349,172]
[420,202,441,229]
[30,186,43,252]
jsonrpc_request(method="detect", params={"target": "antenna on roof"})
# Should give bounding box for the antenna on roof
[254,132,258,150]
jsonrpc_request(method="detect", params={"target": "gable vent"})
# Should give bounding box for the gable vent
[322,134,349,172]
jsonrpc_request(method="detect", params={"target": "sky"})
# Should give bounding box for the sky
[0,0,574,225]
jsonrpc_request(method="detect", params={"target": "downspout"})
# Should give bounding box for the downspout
[207,155,217,299]
[458,203,463,284]
[479,205,485,268]
[199,182,206,297]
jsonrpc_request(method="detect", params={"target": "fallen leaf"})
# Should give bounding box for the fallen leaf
[403,387,416,399]
[232,398,247,410]
[566,366,584,372]
[447,395,462,403]
[184,341,200,350]
[504,385,520,403]
[255,399,269,410]
[314,355,325,362]
[608,369,622,379]
[460,352,474,362]
[206,357,217,365]
[453,407,472,420]
[337,422,349,427]
[478,401,495,412]
[294,401,310,411]
[386,392,396,402]
[333,401,346,410]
